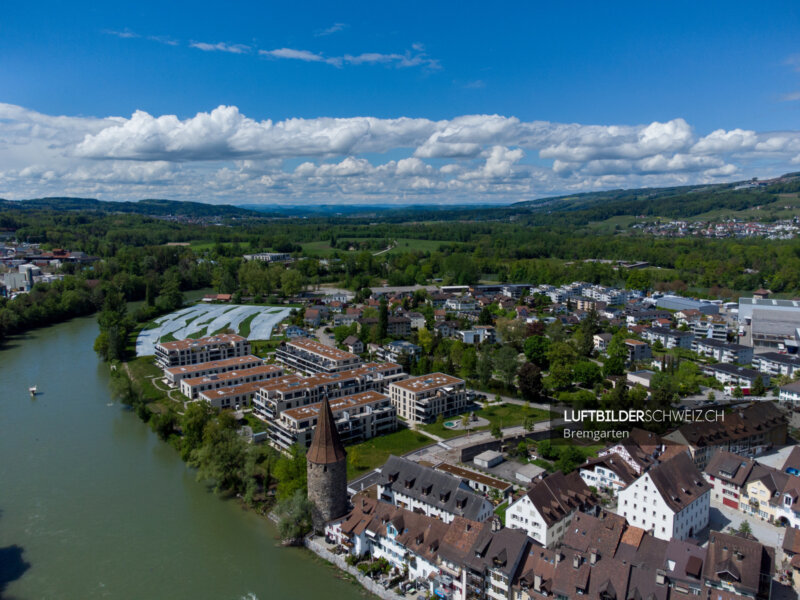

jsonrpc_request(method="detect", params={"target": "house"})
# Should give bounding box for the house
[284,325,310,339]
[627,370,655,388]
[505,470,598,548]
[434,320,460,338]
[342,335,363,355]
[406,311,426,330]
[458,326,496,345]
[388,372,467,424]
[578,453,638,494]
[617,452,710,541]
[373,340,421,363]
[376,455,494,523]
[703,450,756,509]
[593,333,613,352]
[703,531,773,600]
[303,308,322,327]
[386,315,411,338]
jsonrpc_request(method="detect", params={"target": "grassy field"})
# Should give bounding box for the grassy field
[238,313,258,337]
[126,356,167,403]
[346,427,433,480]
[301,237,462,258]
[186,326,208,339]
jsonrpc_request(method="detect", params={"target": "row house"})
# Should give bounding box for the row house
[155,333,251,369]
[700,363,769,390]
[162,354,264,387]
[275,338,362,374]
[179,363,283,399]
[268,390,396,451]
[376,455,494,523]
[691,338,753,365]
[388,372,467,424]
[252,362,404,421]
[662,402,787,469]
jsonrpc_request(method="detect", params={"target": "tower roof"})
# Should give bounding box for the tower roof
[307,394,346,464]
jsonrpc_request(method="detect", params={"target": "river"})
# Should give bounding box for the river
[0,315,365,600]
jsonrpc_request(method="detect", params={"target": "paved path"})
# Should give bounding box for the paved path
[709,503,786,562]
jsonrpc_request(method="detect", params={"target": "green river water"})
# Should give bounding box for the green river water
[0,315,365,600]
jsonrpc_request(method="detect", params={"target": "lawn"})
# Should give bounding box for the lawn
[493,500,508,521]
[346,428,433,480]
[422,403,555,439]
[238,313,258,337]
[125,356,168,403]
[186,326,208,339]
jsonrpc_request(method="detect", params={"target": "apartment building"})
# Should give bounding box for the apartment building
[197,380,267,410]
[155,333,251,368]
[700,363,769,389]
[578,454,638,495]
[625,339,652,362]
[269,390,396,451]
[162,354,264,387]
[252,362,404,421]
[388,372,467,424]
[663,403,786,469]
[505,470,597,548]
[275,338,362,374]
[752,351,800,378]
[692,338,754,364]
[376,455,494,523]
[179,363,283,399]
[617,452,710,541]
[704,532,773,600]
[641,326,694,349]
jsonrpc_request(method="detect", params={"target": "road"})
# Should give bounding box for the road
[315,326,336,348]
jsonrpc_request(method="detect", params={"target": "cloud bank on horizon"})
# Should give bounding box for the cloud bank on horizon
[2,102,800,205]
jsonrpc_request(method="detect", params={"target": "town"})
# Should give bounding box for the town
[127,275,800,600]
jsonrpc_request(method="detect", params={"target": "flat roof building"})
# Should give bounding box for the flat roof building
[163,355,265,386]
[276,338,362,374]
[179,363,283,399]
[388,373,467,424]
[155,333,250,369]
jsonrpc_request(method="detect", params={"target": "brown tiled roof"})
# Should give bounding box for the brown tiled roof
[647,452,709,513]
[562,511,625,556]
[704,531,772,596]
[306,395,346,464]
[704,451,755,487]
[526,471,597,527]
[784,524,800,555]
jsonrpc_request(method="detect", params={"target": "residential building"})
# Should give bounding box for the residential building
[242,252,292,263]
[700,363,769,390]
[663,403,786,469]
[752,352,800,378]
[388,372,467,424]
[342,335,363,355]
[179,363,283,399]
[252,362,405,421]
[269,390,396,451]
[376,455,494,523]
[703,450,756,509]
[779,381,800,404]
[154,333,251,369]
[703,531,773,600]
[304,308,322,327]
[642,326,694,349]
[578,453,638,494]
[505,470,597,547]
[593,333,613,352]
[406,311,426,330]
[616,452,710,541]
[459,326,496,345]
[162,354,265,387]
[446,296,477,311]
[276,338,362,374]
[692,338,754,364]
[387,316,411,338]
[627,370,655,388]
[197,380,267,410]
[625,339,652,362]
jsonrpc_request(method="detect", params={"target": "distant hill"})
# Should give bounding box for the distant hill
[0,197,260,218]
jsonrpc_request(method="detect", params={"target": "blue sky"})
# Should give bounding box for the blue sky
[2,1,800,204]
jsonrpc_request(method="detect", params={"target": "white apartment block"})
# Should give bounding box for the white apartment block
[388,373,467,424]
[275,337,362,374]
[268,390,396,451]
[617,453,710,541]
[752,352,800,378]
[692,338,753,364]
[179,363,283,399]
[162,354,264,387]
[155,334,251,368]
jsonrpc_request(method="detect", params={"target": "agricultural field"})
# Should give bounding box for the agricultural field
[135,303,293,356]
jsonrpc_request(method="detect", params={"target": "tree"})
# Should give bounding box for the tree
[573,361,602,387]
[518,362,544,402]
[275,489,314,542]
[280,269,304,297]
[477,351,493,386]
[189,413,248,494]
[494,346,520,391]
[378,297,388,340]
[491,424,502,440]
[707,390,716,403]
[523,335,550,369]
[181,401,216,460]
[751,376,765,397]
[604,331,628,377]
[478,306,493,326]
[733,385,744,399]
[417,327,435,355]
[737,520,752,537]
[273,444,308,501]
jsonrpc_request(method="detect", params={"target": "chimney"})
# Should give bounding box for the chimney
[573,554,581,569]
[555,553,562,565]
[590,549,598,565]
[534,574,542,592]
[656,569,666,585]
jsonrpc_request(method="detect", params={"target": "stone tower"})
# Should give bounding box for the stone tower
[306,394,348,532]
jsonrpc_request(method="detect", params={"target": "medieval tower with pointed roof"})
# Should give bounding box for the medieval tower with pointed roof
[306,395,348,531]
